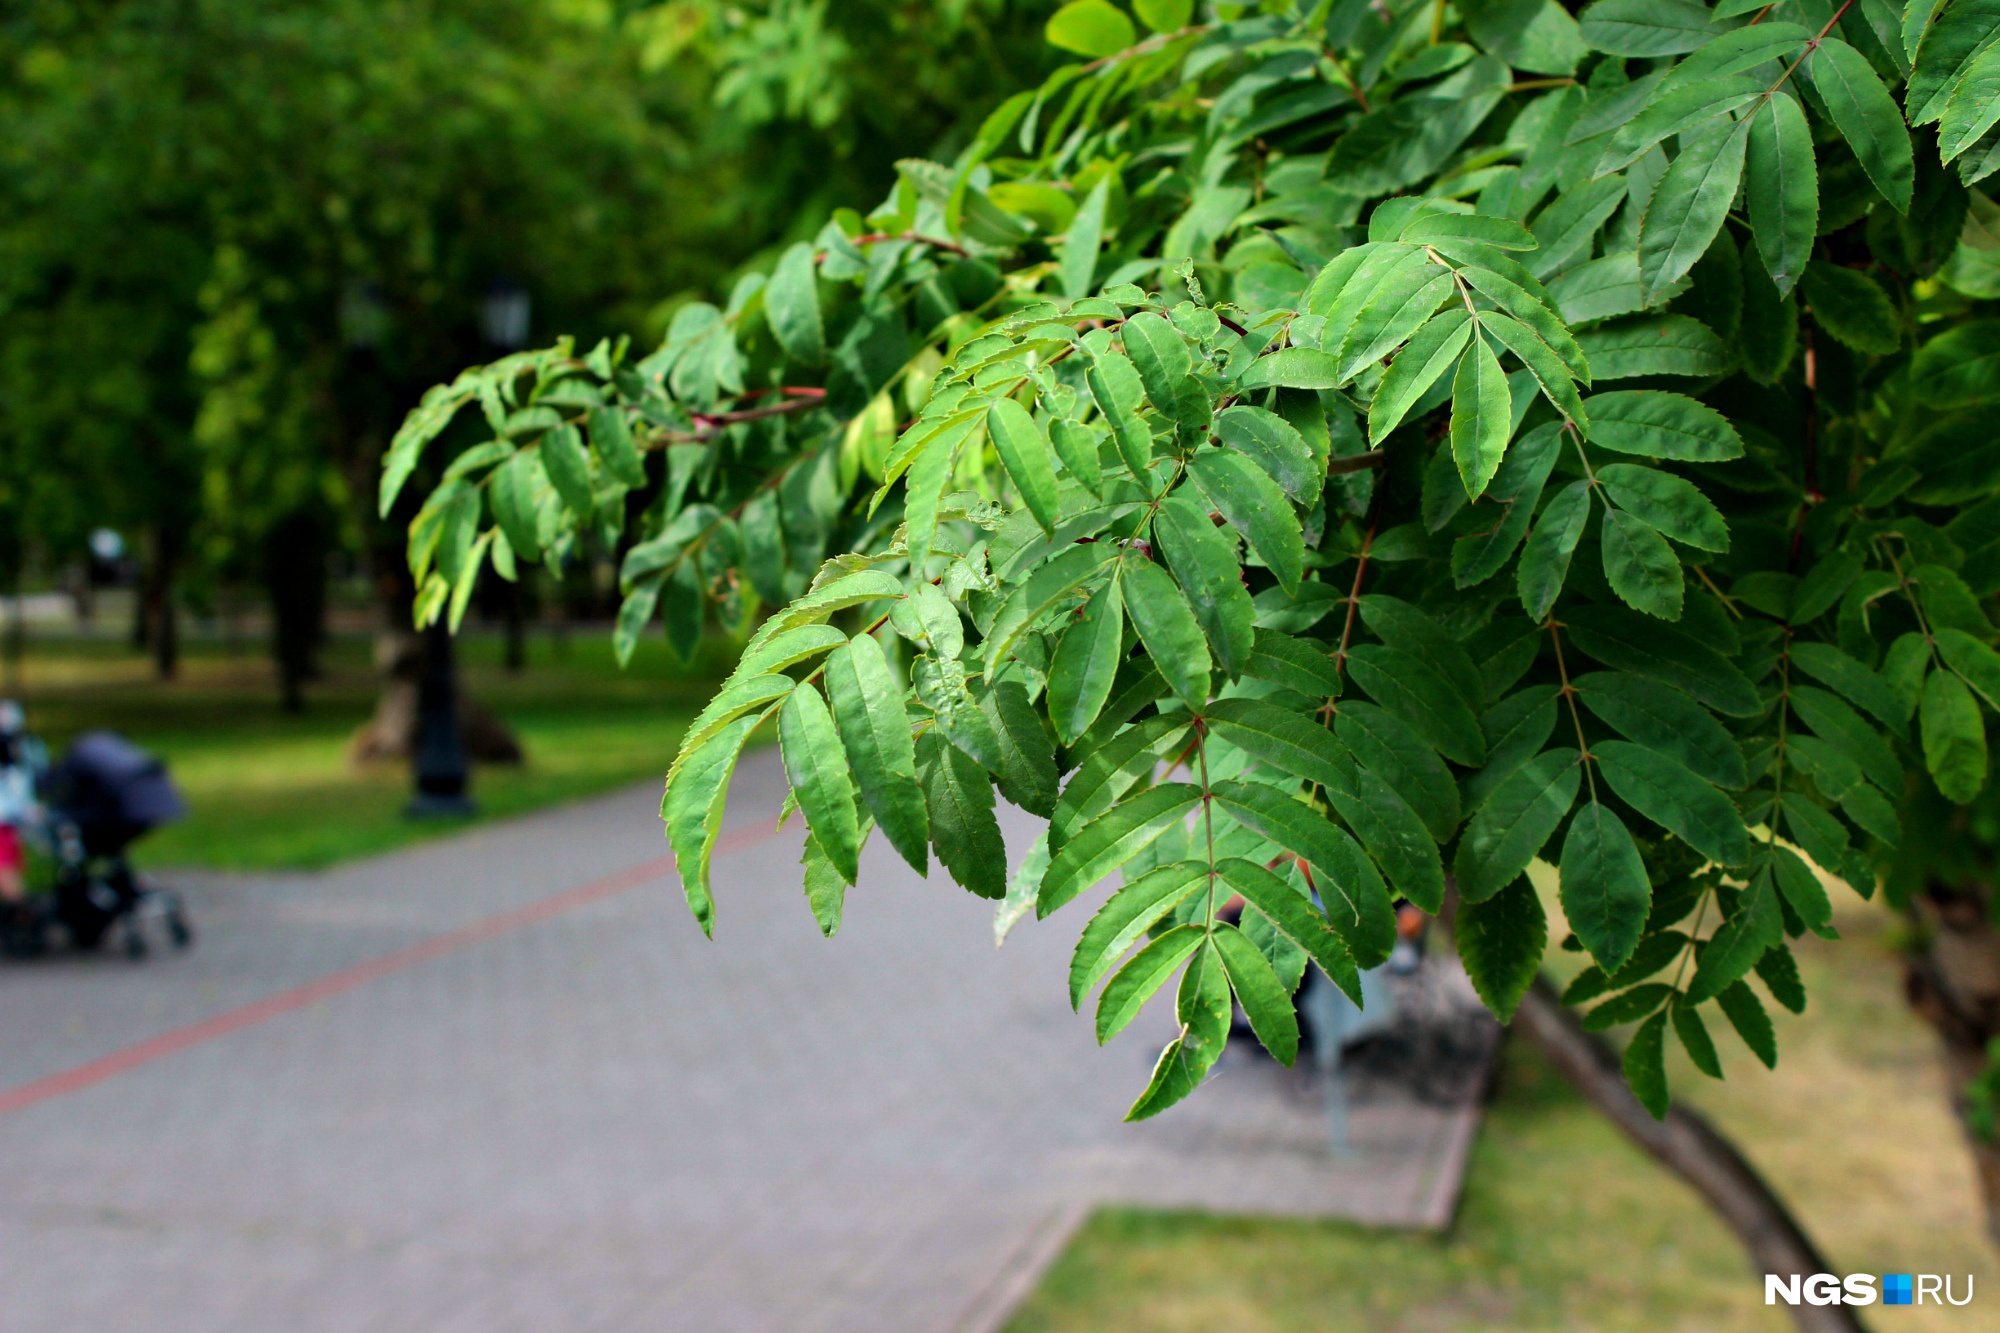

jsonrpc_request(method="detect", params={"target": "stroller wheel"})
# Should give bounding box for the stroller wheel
[168,914,193,949]
[1,904,46,959]
[123,927,148,960]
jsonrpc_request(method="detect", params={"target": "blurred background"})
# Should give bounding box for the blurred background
[1,4,1996,1331]
[0,0,1061,867]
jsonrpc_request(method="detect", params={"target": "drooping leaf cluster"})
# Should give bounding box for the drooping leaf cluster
[387,0,2000,1119]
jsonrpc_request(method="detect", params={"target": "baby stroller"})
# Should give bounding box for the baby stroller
[3,731,193,959]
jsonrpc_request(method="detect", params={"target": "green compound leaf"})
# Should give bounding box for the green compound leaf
[1121,557,1213,709]
[1051,712,1188,850]
[1593,739,1751,866]
[1450,331,1514,500]
[1559,801,1653,973]
[1155,494,1258,678]
[825,634,930,875]
[1096,922,1203,1043]
[1047,565,1127,745]
[1804,37,1915,213]
[1122,310,1213,434]
[1456,875,1548,1022]
[1579,0,1722,56]
[1596,464,1730,552]
[916,729,1009,900]
[1209,779,1398,968]
[1574,671,1747,789]
[1563,603,1763,716]
[1688,869,1783,1002]
[1215,923,1301,1065]
[663,711,763,939]
[1519,479,1594,620]
[1070,860,1208,1008]
[1217,405,1318,502]
[1624,1011,1671,1118]
[1638,115,1750,304]
[1745,92,1818,296]
[1085,349,1156,481]
[1204,697,1353,789]
[1601,507,1685,620]
[1453,421,1565,590]
[1789,642,1911,735]
[1369,310,1474,442]
[1935,626,2000,710]
[780,683,862,885]
[766,242,827,365]
[1338,704,1463,839]
[1039,782,1204,917]
[1769,843,1835,939]
[1922,667,1989,802]
[1218,856,1362,1004]
[1910,321,2000,408]
[981,679,1061,818]
[1672,994,1724,1078]
[1046,0,1136,59]
[1346,644,1489,765]
[1575,314,1732,380]
[1800,261,1901,356]
[1585,390,1744,461]
[1717,979,1778,1068]
[1456,748,1582,902]
[1187,450,1304,595]
[986,398,1063,534]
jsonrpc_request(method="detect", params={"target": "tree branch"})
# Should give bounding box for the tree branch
[1513,978,1864,1333]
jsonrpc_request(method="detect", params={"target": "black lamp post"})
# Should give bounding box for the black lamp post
[406,618,474,817]
[403,278,531,819]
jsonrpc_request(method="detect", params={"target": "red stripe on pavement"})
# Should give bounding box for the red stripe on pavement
[0,819,781,1116]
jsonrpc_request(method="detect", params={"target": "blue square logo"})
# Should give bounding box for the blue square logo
[1884,1274,1914,1306]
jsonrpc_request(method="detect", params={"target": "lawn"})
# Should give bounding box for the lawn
[1004,889,2000,1332]
[5,628,732,870]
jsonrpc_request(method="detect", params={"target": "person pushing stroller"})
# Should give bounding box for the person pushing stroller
[0,706,191,958]
[0,700,47,923]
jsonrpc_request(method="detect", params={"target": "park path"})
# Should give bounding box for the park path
[0,748,1487,1333]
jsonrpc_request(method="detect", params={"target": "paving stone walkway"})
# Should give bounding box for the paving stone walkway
[0,748,1493,1333]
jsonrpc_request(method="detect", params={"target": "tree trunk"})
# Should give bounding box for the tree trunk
[348,625,525,766]
[141,525,179,681]
[1903,877,2000,1242]
[264,508,329,714]
[504,579,527,674]
[1513,977,1865,1333]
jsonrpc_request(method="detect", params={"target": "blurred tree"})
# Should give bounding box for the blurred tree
[0,0,1055,708]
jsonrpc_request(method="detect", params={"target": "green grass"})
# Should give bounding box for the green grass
[6,628,732,871]
[1003,894,2000,1333]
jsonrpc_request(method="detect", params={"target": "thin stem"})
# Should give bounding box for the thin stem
[1546,616,1599,803]
[1326,450,1388,476]
[1198,729,1219,929]
[820,230,969,259]
[1788,317,1821,572]
[1080,24,1206,73]
[1879,538,1947,668]
[1327,508,1381,687]
[1321,49,1371,112]
[1694,564,1744,617]
[1762,0,1859,103]
[1508,78,1577,92]
[1766,628,1795,845]
[1668,887,1714,994]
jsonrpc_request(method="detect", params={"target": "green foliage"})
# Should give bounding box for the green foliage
[395,0,2000,1123]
